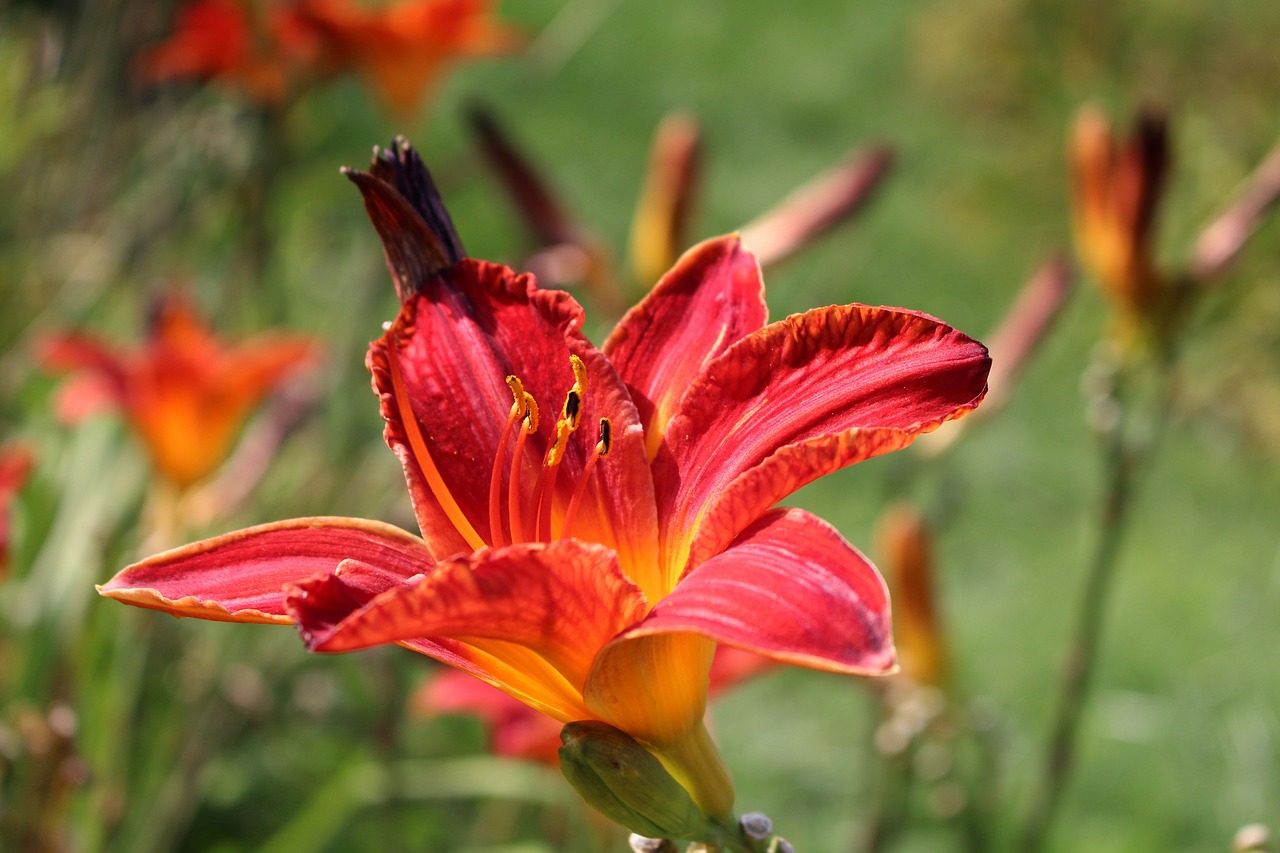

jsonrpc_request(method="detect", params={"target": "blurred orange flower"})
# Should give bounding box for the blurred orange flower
[0,443,34,582]
[137,0,519,114]
[1068,106,1169,330]
[134,0,313,104]
[40,293,317,490]
[294,0,521,118]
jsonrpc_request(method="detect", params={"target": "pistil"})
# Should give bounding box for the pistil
[489,376,528,549]
[561,418,612,540]
[387,343,486,550]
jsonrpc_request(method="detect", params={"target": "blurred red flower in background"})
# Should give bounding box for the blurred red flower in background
[40,293,317,490]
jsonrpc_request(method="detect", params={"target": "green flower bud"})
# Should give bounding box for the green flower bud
[558,721,721,842]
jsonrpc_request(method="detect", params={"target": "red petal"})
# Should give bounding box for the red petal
[604,236,766,460]
[287,539,648,694]
[368,260,661,596]
[97,517,431,623]
[656,304,989,578]
[623,507,894,675]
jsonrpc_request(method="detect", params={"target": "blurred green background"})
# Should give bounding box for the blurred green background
[2,0,1279,851]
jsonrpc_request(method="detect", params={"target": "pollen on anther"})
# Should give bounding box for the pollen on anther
[505,375,527,415]
[522,394,540,432]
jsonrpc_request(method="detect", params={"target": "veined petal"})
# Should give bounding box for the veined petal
[656,304,989,581]
[584,632,715,749]
[623,508,894,676]
[604,236,767,461]
[287,539,648,696]
[97,517,431,623]
[367,260,661,595]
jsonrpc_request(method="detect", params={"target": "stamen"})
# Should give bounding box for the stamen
[563,354,587,430]
[535,421,571,542]
[386,344,486,551]
[507,393,538,544]
[561,418,612,540]
[558,391,582,444]
[488,376,527,548]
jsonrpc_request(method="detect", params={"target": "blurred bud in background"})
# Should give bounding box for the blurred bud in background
[877,502,947,690]
[1068,105,1169,348]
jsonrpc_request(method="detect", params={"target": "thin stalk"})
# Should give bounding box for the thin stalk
[1018,355,1175,852]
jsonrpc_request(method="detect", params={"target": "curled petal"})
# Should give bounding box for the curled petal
[97,517,431,623]
[657,304,989,580]
[621,508,894,676]
[604,236,767,461]
[288,539,648,695]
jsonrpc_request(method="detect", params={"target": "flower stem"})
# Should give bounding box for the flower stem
[1018,353,1173,852]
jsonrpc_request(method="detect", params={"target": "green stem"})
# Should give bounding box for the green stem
[1018,355,1175,852]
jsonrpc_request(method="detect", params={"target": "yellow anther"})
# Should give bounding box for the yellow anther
[596,418,613,456]
[562,390,583,431]
[522,394,540,433]
[547,420,573,466]
[569,353,588,392]
[505,375,527,417]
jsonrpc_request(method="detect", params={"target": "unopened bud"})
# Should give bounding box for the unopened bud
[740,812,773,840]
[770,838,796,853]
[559,721,719,842]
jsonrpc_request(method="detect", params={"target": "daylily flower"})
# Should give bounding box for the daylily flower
[416,646,777,765]
[40,293,317,490]
[293,0,521,118]
[0,442,34,582]
[99,140,988,826]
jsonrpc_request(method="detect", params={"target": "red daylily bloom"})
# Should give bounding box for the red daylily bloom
[40,293,317,489]
[293,0,521,117]
[416,646,776,766]
[100,140,988,821]
[0,443,34,582]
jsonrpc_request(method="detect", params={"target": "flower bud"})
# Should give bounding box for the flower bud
[559,721,720,842]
